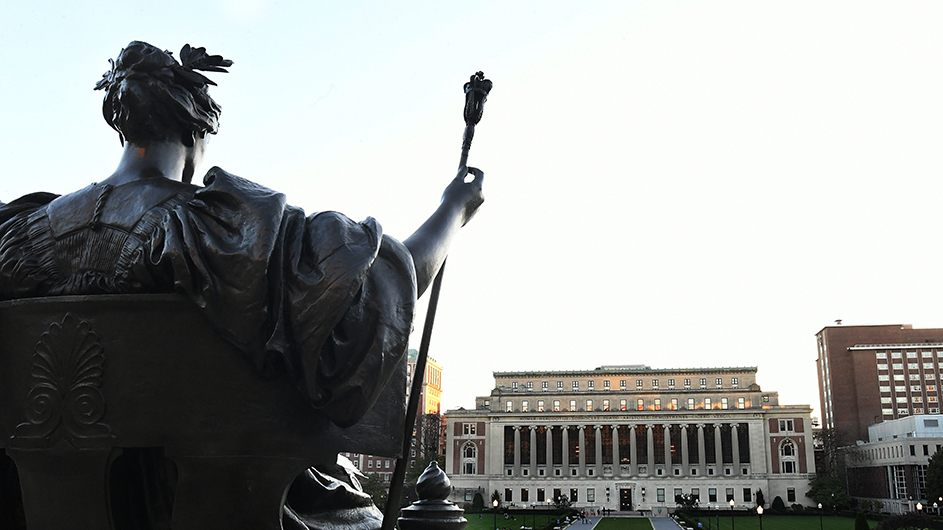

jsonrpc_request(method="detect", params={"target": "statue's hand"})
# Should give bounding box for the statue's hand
[443,166,484,227]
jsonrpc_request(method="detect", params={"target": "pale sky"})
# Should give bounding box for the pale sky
[2,1,943,422]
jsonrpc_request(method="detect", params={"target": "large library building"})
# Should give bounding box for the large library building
[443,365,815,513]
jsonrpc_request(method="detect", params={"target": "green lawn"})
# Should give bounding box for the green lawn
[679,514,877,530]
[463,512,564,530]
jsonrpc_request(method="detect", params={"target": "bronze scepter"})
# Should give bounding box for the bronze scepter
[382,72,492,530]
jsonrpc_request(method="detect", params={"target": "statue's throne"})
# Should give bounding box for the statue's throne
[0,294,406,530]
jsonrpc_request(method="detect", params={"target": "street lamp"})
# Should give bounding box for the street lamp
[756,506,763,530]
[729,499,735,530]
[817,503,823,530]
[917,502,923,514]
[493,499,499,530]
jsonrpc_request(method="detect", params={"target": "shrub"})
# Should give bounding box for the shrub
[875,512,943,530]
[854,511,870,530]
[472,492,484,511]
[771,496,787,513]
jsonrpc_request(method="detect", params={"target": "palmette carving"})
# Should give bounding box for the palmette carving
[13,313,113,447]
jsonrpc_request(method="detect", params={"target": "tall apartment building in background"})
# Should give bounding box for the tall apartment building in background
[816,324,943,441]
[444,365,815,512]
[346,349,444,481]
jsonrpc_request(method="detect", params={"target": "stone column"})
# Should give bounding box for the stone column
[629,424,637,476]
[513,426,522,477]
[546,426,553,474]
[663,424,672,470]
[714,424,723,472]
[612,425,621,476]
[562,426,570,471]
[646,424,655,474]
[595,426,603,476]
[681,424,690,472]
[732,423,741,472]
[577,426,586,476]
[530,426,538,477]
[697,424,706,476]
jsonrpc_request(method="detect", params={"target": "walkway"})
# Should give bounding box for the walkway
[648,517,682,530]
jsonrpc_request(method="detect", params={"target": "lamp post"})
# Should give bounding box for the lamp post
[917,502,923,515]
[935,501,939,516]
[756,506,763,530]
[729,499,735,530]
[817,503,823,530]
[493,499,499,530]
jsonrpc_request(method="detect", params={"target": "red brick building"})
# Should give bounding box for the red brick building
[816,324,943,441]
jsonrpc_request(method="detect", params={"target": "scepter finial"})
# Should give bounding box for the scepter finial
[463,72,492,126]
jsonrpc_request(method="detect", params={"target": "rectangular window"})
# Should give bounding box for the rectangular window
[704,398,711,410]
[909,363,920,370]
[620,379,626,389]
[743,488,751,502]
[570,488,578,502]
[463,423,477,435]
[505,488,513,502]
[585,400,593,411]
[526,381,533,391]
[537,488,545,502]
[721,397,729,410]
[506,401,513,412]
[652,379,659,389]
[715,378,723,388]
[557,381,564,389]
[537,400,545,412]
[636,379,643,390]
[603,399,610,411]
[670,398,678,410]
[725,488,734,502]
[588,381,595,390]
[692,488,700,501]
[882,397,892,404]
[521,489,529,502]
[587,488,595,503]
[908,351,918,358]
[914,396,924,403]
[572,381,579,390]
[569,400,576,411]
[656,488,665,503]
[787,488,796,503]
[892,352,902,359]
[737,397,745,409]
[368,460,373,468]
[878,375,890,381]
[684,378,691,389]
[553,400,560,411]
[542,381,548,390]
[708,488,717,502]
[925,351,935,358]
[603,380,610,389]
[522,400,529,412]
[637,399,644,411]
[878,363,889,370]
[620,399,627,411]
[877,352,888,359]
[731,377,739,388]
[653,398,661,411]
[674,488,682,503]
[779,419,794,432]
[512,382,518,391]
[668,379,675,388]
[700,378,707,388]
[687,398,695,409]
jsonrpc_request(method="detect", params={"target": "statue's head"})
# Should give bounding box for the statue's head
[95,41,232,147]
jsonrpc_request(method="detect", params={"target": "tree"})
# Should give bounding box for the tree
[806,473,853,510]
[925,447,943,504]
[472,492,485,511]
[755,489,765,508]
[361,473,388,511]
[854,511,870,530]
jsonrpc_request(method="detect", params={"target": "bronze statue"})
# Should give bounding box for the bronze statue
[0,41,484,529]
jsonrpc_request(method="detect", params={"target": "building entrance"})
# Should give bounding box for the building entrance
[619,488,632,511]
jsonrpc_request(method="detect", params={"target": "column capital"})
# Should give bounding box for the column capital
[662,424,671,429]
[594,425,603,431]
[514,426,522,431]
[577,425,586,431]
